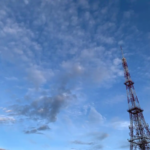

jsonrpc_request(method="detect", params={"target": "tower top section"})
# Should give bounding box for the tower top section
[120,46,124,59]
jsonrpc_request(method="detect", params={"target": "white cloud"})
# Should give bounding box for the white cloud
[5,110,13,113]
[113,58,121,66]
[101,7,108,14]
[88,107,105,125]
[0,0,124,90]
[124,10,134,18]
[0,115,15,124]
[111,118,129,130]
[24,0,29,4]
[99,35,114,44]
[27,66,54,88]
[118,40,124,45]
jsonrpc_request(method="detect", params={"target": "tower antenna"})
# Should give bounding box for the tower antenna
[120,46,124,58]
[121,52,150,150]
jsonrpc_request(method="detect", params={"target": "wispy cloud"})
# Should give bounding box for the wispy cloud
[111,118,129,130]
[27,65,54,88]
[87,132,109,141]
[71,140,93,145]
[71,132,108,149]
[0,115,15,124]
[24,124,50,134]
[88,107,105,125]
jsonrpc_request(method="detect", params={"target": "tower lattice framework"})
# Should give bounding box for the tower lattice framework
[121,48,150,150]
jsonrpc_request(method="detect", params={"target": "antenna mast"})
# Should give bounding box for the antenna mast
[120,46,124,58]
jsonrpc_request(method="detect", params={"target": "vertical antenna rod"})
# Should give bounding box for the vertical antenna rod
[120,46,124,58]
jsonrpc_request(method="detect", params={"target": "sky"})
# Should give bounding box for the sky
[0,0,150,150]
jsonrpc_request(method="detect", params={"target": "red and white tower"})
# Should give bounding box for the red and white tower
[121,47,150,150]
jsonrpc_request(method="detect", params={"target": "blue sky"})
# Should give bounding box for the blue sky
[0,0,150,150]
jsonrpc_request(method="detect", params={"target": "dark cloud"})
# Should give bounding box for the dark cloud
[8,56,79,124]
[72,140,94,145]
[37,125,50,131]
[0,148,7,150]
[96,133,109,140]
[24,124,50,134]
[11,91,75,122]
[71,132,108,148]
[88,132,109,140]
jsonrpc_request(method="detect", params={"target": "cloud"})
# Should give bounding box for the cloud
[0,0,123,91]
[0,148,7,150]
[24,0,29,4]
[0,0,130,137]
[101,7,108,14]
[99,36,114,44]
[0,115,15,124]
[113,58,121,66]
[8,46,121,125]
[24,124,50,134]
[111,118,129,130]
[0,0,121,67]
[60,46,123,87]
[87,132,109,141]
[71,140,93,145]
[88,107,105,125]
[71,132,108,149]
[94,133,108,140]
[27,66,54,88]
[10,90,76,122]
[118,40,124,45]
[124,10,134,19]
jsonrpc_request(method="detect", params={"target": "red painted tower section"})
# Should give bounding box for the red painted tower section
[121,47,150,150]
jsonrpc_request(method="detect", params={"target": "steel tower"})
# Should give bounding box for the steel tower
[121,47,150,150]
